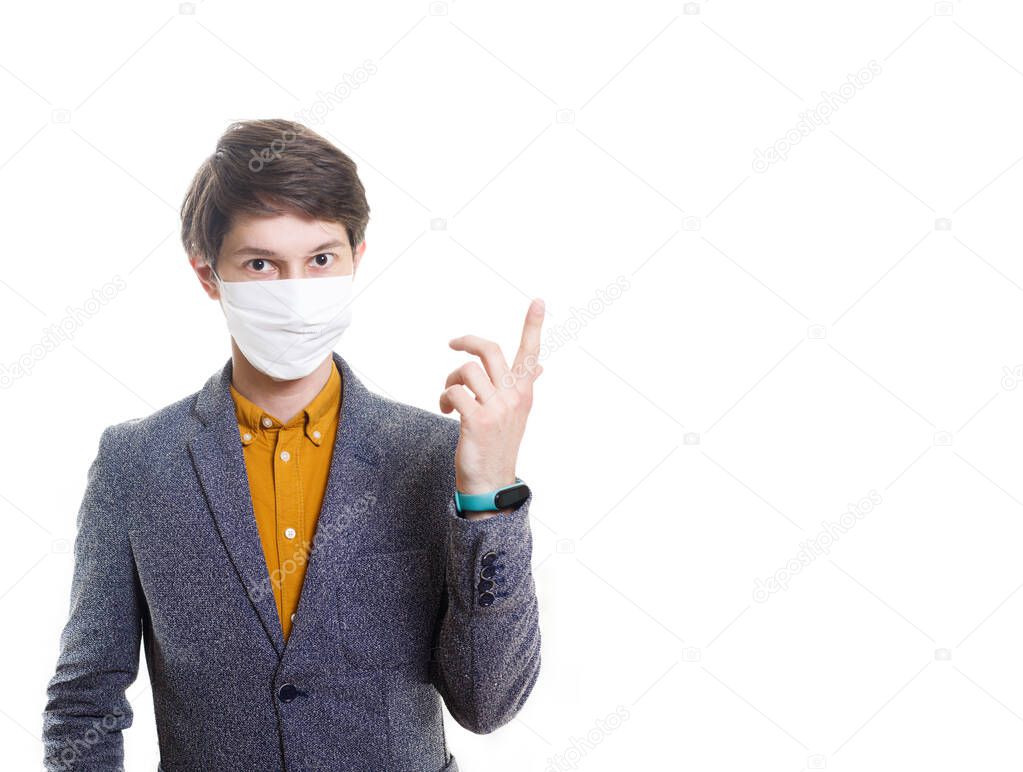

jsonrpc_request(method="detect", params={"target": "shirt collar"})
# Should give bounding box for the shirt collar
[229,361,342,447]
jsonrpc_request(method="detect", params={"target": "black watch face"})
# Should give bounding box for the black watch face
[495,483,529,509]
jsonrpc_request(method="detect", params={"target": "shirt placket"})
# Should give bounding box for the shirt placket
[272,419,303,633]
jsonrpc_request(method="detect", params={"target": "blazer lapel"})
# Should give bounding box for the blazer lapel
[187,351,384,658]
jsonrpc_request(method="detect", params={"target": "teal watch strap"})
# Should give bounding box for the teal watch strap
[454,477,527,514]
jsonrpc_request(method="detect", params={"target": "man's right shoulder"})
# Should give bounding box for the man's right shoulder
[97,387,205,471]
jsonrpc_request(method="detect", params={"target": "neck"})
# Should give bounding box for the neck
[228,339,334,424]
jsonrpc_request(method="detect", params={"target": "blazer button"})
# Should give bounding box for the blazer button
[278,683,298,703]
[480,564,497,580]
[477,578,495,593]
[481,551,498,567]
[478,591,495,607]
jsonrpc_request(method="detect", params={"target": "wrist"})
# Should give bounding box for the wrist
[453,476,529,516]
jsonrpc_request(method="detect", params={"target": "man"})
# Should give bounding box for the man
[42,119,545,771]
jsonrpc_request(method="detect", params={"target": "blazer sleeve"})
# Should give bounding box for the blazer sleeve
[42,423,144,771]
[429,487,542,734]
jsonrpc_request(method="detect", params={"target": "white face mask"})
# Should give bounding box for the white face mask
[213,270,354,381]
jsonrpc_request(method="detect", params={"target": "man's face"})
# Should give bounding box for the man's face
[192,211,364,298]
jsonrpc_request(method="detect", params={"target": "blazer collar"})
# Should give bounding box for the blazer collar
[188,351,386,657]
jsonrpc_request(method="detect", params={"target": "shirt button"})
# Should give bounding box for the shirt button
[280,450,291,462]
[290,612,296,622]
[242,432,252,442]
[312,430,321,440]
[262,416,273,428]
[284,527,296,539]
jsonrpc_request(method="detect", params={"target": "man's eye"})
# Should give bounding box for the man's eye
[312,253,335,267]
[247,259,269,272]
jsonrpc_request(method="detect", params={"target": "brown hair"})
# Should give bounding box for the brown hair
[180,118,370,269]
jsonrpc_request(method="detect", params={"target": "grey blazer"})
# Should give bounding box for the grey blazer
[42,351,541,772]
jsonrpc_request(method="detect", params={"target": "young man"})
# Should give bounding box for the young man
[42,119,545,772]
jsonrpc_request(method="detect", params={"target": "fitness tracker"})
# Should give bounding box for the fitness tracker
[454,477,530,515]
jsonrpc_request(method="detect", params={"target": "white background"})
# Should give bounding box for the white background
[4,0,1023,769]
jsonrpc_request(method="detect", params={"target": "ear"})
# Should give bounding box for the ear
[353,240,366,274]
[190,254,220,300]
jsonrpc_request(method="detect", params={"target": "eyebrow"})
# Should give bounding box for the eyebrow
[230,239,349,258]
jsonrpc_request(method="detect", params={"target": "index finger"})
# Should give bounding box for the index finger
[512,297,545,377]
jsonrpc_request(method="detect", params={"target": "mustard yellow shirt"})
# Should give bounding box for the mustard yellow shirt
[229,361,341,642]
